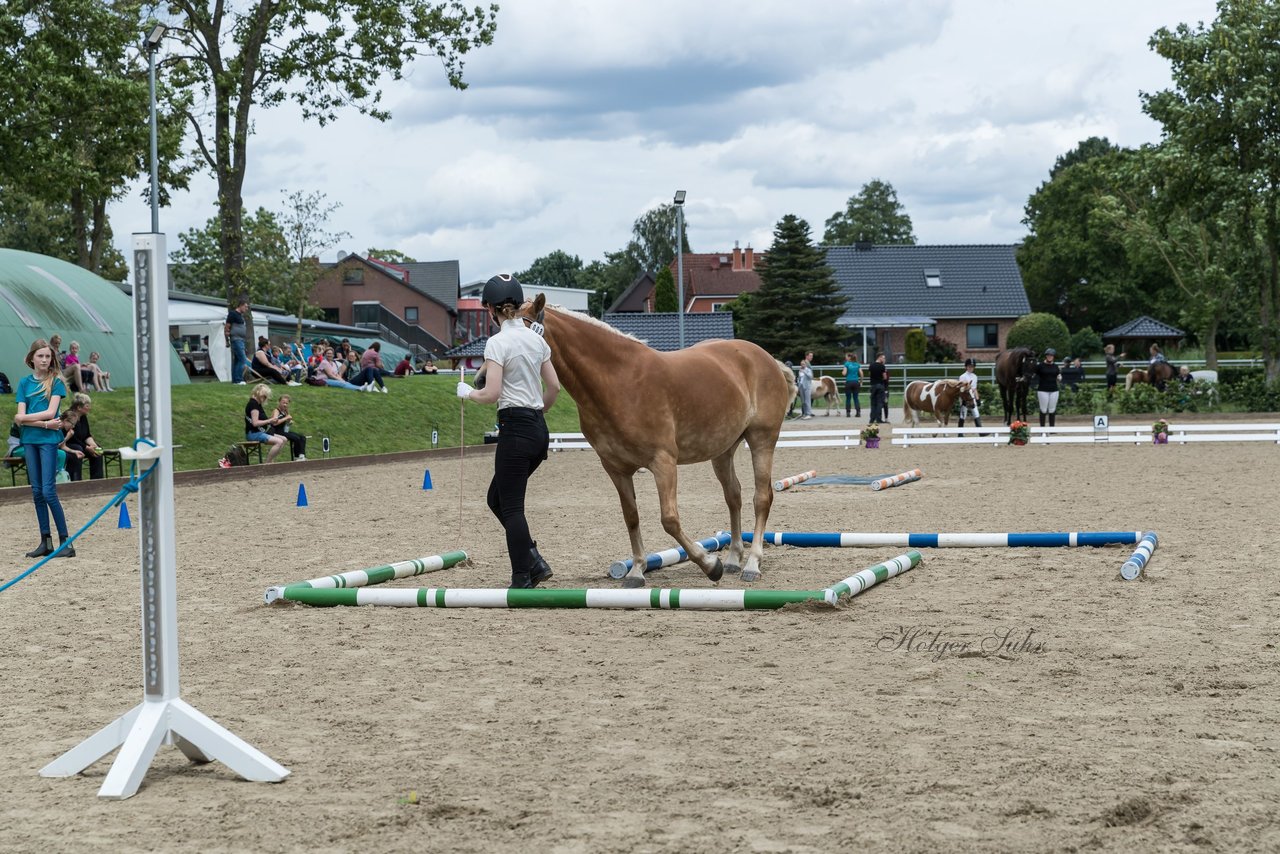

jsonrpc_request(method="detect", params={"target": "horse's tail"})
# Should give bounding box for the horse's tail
[776,359,798,399]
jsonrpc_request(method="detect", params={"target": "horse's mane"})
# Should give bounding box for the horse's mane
[543,304,644,345]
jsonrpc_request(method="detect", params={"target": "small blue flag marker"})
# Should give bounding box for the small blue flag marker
[422,469,433,490]
[117,501,132,529]
[297,483,309,507]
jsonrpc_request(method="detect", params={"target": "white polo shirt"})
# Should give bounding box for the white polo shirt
[484,319,551,410]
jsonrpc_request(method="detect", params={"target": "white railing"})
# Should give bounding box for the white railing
[548,422,1280,452]
[892,422,1280,446]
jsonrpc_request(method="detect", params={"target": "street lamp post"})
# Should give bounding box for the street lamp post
[144,24,167,233]
[673,190,686,349]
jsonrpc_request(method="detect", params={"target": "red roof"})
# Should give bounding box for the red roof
[668,247,765,299]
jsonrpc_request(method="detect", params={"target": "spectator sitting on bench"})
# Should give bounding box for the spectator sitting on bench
[60,392,105,481]
[269,394,307,461]
[251,336,300,386]
[244,384,288,463]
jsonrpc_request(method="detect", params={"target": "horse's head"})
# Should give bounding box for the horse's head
[518,293,548,334]
[1017,350,1036,384]
[954,379,978,408]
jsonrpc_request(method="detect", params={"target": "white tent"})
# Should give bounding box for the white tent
[168,300,267,382]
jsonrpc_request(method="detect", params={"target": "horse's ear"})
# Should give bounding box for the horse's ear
[532,293,546,313]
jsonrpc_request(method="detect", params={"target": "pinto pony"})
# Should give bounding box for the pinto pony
[519,295,796,587]
[1125,368,1148,391]
[815,375,840,415]
[902,379,977,428]
[996,347,1036,426]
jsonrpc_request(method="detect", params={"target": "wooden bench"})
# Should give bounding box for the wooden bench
[100,449,124,478]
[3,455,27,487]
[236,441,264,464]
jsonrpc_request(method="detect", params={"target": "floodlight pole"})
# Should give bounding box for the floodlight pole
[145,25,165,233]
[673,190,686,349]
[37,237,290,799]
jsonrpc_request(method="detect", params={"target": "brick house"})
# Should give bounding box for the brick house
[824,244,1031,363]
[609,243,764,313]
[311,253,458,355]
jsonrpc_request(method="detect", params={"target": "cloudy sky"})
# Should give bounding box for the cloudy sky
[116,0,1221,285]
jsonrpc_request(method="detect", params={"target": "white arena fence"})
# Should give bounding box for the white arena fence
[548,422,1280,452]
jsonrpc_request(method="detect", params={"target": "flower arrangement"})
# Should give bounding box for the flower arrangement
[860,424,880,442]
[1152,419,1169,436]
[1008,420,1030,445]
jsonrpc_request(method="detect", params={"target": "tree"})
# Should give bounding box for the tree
[517,250,586,290]
[278,191,351,341]
[1017,139,1167,333]
[1006,312,1071,356]
[156,1,497,303]
[0,192,128,280]
[903,328,927,363]
[822,179,916,246]
[580,251,640,317]
[0,0,190,275]
[1143,1,1280,379]
[736,214,846,361]
[652,268,677,312]
[170,208,291,301]
[366,248,417,264]
[623,204,691,275]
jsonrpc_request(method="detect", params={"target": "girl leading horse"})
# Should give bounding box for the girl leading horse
[518,295,795,588]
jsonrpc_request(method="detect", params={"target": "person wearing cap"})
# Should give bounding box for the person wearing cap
[1034,348,1062,428]
[957,358,983,430]
[457,274,562,589]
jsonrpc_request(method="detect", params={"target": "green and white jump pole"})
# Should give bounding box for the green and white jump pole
[269,552,922,610]
[264,551,468,604]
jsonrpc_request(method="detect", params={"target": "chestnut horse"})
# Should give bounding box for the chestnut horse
[815,376,840,415]
[1148,360,1176,390]
[520,295,796,587]
[995,347,1036,425]
[902,379,977,428]
[1125,368,1148,390]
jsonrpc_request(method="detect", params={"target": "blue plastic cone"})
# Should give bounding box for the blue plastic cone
[117,501,132,529]
[297,483,308,507]
[422,469,433,490]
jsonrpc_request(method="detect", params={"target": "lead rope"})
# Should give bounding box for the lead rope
[458,391,465,542]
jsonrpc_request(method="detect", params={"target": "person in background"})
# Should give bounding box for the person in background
[60,392,105,481]
[351,341,389,393]
[957,358,984,430]
[269,394,306,461]
[1104,343,1119,398]
[244,384,288,463]
[61,340,88,393]
[457,274,560,589]
[418,358,440,375]
[841,352,862,418]
[797,353,814,420]
[14,339,74,558]
[868,352,888,425]
[393,355,414,377]
[1035,348,1063,428]
[225,297,250,384]
[1178,365,1194,385]
[314,347,365,391]
[251,336,299,385]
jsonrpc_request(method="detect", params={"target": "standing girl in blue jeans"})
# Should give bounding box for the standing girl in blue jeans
[15,339,74,558]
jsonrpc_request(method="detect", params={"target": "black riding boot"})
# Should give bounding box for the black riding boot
[1039,413,1046,427]
[974,416,983,428]
[1049,413,1056,427]
[957,417,965,428]
[57,536,76,558]
[529,543,553,587]
[25,534,54,558]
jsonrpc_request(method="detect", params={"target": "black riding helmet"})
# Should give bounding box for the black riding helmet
[482,273,523,308]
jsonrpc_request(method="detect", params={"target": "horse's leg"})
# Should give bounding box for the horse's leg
[603,466,648,588]
[710,448,743,575]
[649,454,724,583]
[739,431,777,583]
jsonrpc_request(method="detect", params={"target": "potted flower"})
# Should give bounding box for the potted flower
[860,424,881,449]
[1008,420,1030,446]
[1152,419,1169,444]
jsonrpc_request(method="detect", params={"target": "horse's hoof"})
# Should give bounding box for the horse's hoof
[740,566,761,583]
[621,574,646,589]
[723,561,741,576]
[706,558,724,583]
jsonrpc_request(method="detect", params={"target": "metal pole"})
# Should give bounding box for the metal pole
[147,46,160,234]
[676,205,685,349]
